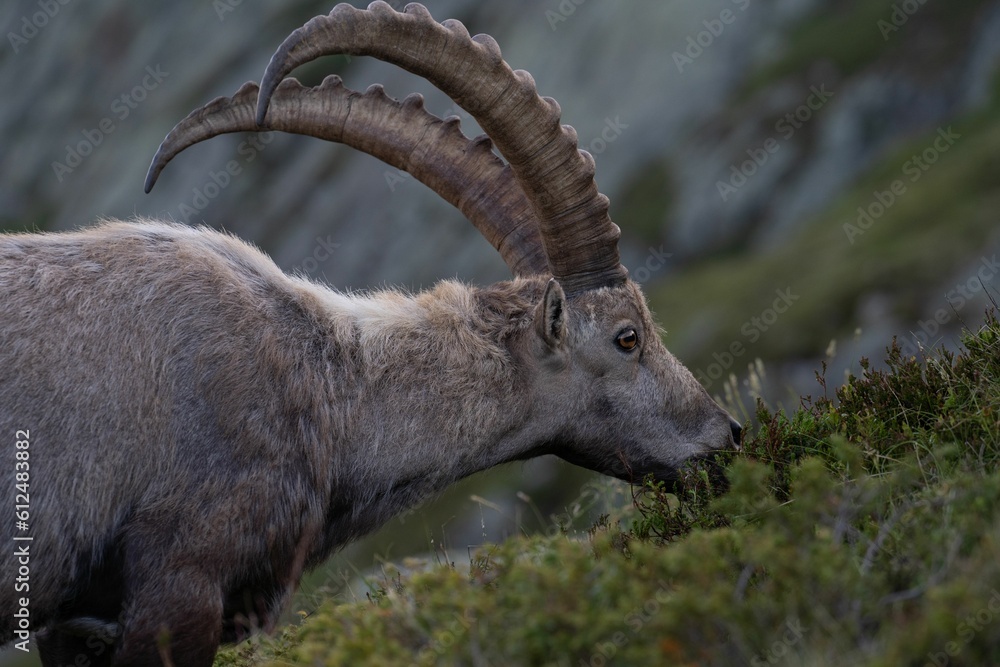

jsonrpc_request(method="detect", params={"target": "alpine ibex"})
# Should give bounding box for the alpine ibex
[1,3,741,665]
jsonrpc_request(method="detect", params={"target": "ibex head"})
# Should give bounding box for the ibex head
[146,1,741,486]
[523,279,741,483]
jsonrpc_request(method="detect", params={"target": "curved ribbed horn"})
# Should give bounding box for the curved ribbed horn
[257,2,628,295]
[144,76,548,277]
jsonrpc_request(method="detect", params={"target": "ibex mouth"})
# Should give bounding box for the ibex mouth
[630,451,732,497]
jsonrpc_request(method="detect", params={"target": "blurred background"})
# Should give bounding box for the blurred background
[2,0,999,662]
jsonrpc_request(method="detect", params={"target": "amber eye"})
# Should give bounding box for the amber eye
[616,328,639,352]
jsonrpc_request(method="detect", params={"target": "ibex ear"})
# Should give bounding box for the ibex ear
[535,278,567,349]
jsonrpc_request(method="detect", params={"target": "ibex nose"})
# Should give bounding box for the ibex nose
[729,418,743,449]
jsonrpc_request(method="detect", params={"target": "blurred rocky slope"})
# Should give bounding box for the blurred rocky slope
[2,2,1000,657]
[3,0,999,395]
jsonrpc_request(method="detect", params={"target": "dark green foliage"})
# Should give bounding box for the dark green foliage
[215,311,1000,666]
[629,456,732,543]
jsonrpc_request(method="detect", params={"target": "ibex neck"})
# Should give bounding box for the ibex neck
[304,276,549,546]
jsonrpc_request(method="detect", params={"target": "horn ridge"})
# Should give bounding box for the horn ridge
[144,74,548,276]
[256,2,628,294]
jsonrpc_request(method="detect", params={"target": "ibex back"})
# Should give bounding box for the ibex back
[0,3,740,665]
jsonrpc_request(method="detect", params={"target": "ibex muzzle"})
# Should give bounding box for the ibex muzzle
[1,3,739,665]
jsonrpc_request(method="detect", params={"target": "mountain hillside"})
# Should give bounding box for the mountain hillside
[2,2,999,664]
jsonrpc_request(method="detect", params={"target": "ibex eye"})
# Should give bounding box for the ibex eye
[616,328,639,351]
